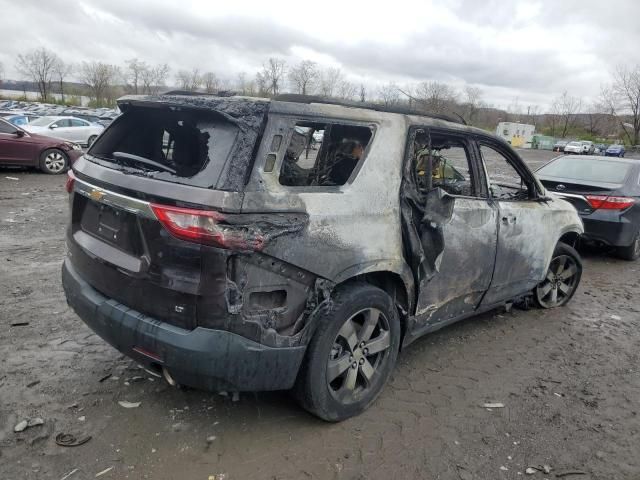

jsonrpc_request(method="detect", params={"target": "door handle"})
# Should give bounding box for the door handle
[501,214,517,225]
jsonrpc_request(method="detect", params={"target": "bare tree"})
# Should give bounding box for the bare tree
[16,47,59,101]
[0,61,5,87]
[318,67,343,97]
[359,84,366,103]
[141,63,170,94]
[261,58,286,96]
[125,58,148,94]
[288,60,317,95]
[378,82,401,107]
[552,91,582,138]
[202,72,220,94]
[463,86,483,125]
[52,58,73,103]
[415,81,457,114]
[80,61,121,107]
[601,65,640,146]
[255,71,268,97]
[175,69,201,91]
[337,80,358,100]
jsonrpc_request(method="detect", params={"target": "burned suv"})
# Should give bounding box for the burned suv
[62,94,584,421]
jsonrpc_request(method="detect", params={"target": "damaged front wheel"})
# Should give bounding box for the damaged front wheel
[294,283,400,421]
[534,242,582,308]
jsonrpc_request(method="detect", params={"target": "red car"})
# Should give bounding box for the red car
[0,118,83,174]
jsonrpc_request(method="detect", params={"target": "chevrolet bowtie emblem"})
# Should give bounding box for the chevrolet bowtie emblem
[89,188,105,201]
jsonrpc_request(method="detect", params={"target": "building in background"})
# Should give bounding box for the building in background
[495,121,535,149]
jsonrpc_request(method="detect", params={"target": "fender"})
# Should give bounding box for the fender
[333,259,416,313]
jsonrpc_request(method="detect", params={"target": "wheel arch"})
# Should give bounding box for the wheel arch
[332,262,415,342]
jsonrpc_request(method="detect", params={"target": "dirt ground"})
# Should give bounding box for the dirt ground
[1,150,640,480]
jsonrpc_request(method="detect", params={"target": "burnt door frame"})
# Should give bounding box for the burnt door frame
[402,126,499,339]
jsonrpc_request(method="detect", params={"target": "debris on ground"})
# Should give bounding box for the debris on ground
[5,176,19,181]
[500,466,508,471]
[118,400,141,408]
[55,432,92,447]
[10,321,29,327]
[208,474,227,480]
[14,417,44,432]
[60,468,79,480]
[98,373,112,383]
[95,466,114,477]
[610,315,621,320]
[555,471,586,478]
[483,402,505,408]
[207,435,217,443]
[525,467,537,474]
[26,380,40,388]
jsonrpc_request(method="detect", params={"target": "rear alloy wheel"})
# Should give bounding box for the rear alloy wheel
[39,148,69,174]
[534,242,582,308]
[294,283,400,421]
[87,135,98,147]
[617,231,640,261]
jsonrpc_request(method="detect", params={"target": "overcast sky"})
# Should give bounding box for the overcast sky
[1,0,638,110]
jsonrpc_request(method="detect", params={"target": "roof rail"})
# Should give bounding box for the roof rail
[273,94,465,125]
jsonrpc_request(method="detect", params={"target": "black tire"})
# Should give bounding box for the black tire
[39,148,69,174]
[294,283,401,422]
[87,135,98,147]
[616,231,640,261]
[534,242,582,308]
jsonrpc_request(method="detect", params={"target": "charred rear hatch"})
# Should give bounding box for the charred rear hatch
[66,95,271,330]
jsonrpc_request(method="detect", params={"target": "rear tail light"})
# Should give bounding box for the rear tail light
[150,203,264,251]
[65,170,75,194]
[586,195,635,210]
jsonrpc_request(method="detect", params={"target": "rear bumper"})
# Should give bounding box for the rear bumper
[62,258,306,392]
[581,210,638,247]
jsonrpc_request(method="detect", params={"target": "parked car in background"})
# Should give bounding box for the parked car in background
[563,141,583,154]
[553,140,569,152]
[605,144,625,157]
[0,118,83,174]
[537,155,640,260]
[23,116,104,147]
[594,143,607,154]
[580,141,595,154]
[62,93,584,421]
[5,114,40,126]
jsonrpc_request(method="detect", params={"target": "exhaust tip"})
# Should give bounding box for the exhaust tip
[162,367,177,387]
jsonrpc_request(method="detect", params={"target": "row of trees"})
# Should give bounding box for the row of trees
[6,47,640,144]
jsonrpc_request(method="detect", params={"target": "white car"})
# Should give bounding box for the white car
[563,141,584,154]
[24,116,104,147]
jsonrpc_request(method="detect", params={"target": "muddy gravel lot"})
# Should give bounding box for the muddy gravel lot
[1,149,640,480]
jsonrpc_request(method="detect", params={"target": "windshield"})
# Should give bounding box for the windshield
[29,116,56,126]
[538,157,631,184]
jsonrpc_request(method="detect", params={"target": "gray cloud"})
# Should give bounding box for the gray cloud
[1,0,638,109]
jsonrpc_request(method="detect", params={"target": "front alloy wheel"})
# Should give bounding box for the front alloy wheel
[39,149,69,174]
[535,242,582,308]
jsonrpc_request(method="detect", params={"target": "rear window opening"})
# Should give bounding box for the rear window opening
[88,106,242,189]
[279,122,372,187]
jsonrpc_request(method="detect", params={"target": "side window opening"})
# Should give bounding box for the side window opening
[480,143,531,200]
[279,122,372,187]
[411,130,476,197]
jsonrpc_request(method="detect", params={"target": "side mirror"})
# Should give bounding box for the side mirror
[14,130,25,138]
[49,124,58,129]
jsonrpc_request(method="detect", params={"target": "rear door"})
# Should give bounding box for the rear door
[477,138,550,305]
[70,118,91,142]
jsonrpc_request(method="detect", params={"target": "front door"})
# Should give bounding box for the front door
[477,139,549,305]
[404,128,498,336]
[0,122,34,164]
